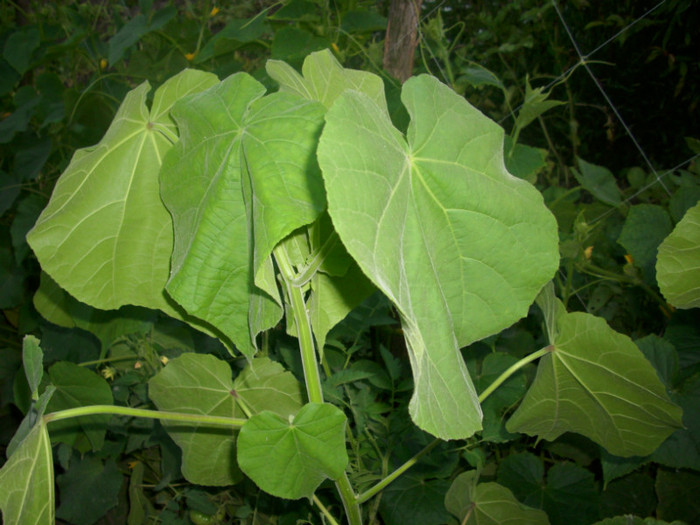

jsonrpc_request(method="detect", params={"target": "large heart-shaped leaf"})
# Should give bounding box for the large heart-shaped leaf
[266,52,382,351]
[237,402,348,500]
[161,73,328,356]
[160,73,268,356]
[231,356,304,418]
[0,421,54,525]
[149,353,304,486]
[656,201,700,309]
[507,288,683,456]
[26,69,219,317]
[317,75,559,439]
[149,353,242,486]
[266,48,387,110]
[240,91,327,302]
[445,471,550,525]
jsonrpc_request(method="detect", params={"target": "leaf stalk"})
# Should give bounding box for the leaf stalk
[43,405,246,428]
[478,346,551,404]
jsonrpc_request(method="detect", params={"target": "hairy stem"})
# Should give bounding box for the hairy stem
[43,405,246,428]
[273,245,324,403]
[274,244,363,525]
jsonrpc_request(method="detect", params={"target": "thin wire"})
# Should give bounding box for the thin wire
[527,0,665,102]
[589,153,700,226]
[585,0,666,59]
[551,0,671,195]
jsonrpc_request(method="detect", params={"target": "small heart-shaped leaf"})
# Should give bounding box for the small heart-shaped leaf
[237,402,348,499]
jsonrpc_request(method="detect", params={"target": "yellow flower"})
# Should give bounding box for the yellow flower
[100,58,108,70]
[160,355,169,365]
[624,254,634,265]
[185,52,196,61]
[210,6,219,17]
[584,245,593,259]
[331,42,340,54]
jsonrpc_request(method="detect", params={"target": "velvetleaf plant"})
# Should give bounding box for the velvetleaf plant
[0,50,683,525]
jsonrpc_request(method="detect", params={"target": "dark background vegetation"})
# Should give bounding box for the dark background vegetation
[1,1,699,524]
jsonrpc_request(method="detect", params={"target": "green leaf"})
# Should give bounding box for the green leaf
[26,69,219,319]
[0,231,24,308]
[10,193,45,263]
[148,353,242,486]
[270,27,329,68]
[507,290,683,457]
[127,461,155,525]
[340,11,387,33]
[635,334,679,388]
[0,170,21,215]
[3,26,40,74]
[160,73,275,357]
[266,49,387,110]
[458,65,505,90]
[497,453,599,525]
[593,517,686,525]
[45,362,113,452]
[231,356,304,418]
[514,77,564,132]
[237,402,348,499]
[656,469,700,524]
[651,375,700,471]
[657,201,700,308]
[317,74,559,439]
[55,456,123,525]
[600,473,656,520]
[618,204,672,279]
[574,158,622,206]
[505,136,548,184]
[22,335,43,401]
[445,470,550,525]
[473,352,527,443]
[195,16,268,63]
[0,422,54,525]
[34,272,156,353]
[379,474,451,525]
[108,7,177,65]
[6,385,55,459]
[309,262,377,352]
[241,91,327,306]
[600,449,649,487]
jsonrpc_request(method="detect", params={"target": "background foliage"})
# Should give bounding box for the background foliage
[1,0,698,524]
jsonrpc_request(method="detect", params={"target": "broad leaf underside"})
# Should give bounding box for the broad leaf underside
[507,310,683,456]
[318,74,560,439]
[27,70,218,317]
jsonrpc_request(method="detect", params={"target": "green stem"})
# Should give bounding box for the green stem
[336,473,363,525]
[356,438,441,505]
[78,355,140,367]
[273,245,362,525]
[43,405,246,428]
[478,346,552,404]
[313,495,341,525]
[273,245,324,403]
